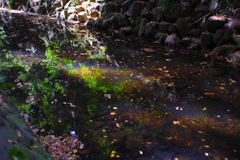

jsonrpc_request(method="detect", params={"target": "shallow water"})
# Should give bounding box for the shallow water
[1,9,240,160]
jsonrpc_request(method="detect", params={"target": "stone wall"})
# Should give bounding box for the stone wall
[0,94,54,160]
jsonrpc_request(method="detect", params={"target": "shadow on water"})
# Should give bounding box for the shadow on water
[1,9,240,159]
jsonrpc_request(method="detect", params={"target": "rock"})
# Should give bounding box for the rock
[200,32,214,50]
[60,10,68,20]
[176,17,193,37]
[158,22,171,33]
[154,149,176,160]
[201,0,211,5]
[119,26,133,34]
[152,6,164,22]
[134,18,148,37]
[191,3,208,26]
[168,24,178,34]
[127,1,144,17]
[188,28,202,37]
[75,5,85,13]
[101,2,115,17]
[231,33,240,46]
[115,2,122,12]
[86,18,96,27]
[145,21,159,38]
[60,0,68,8]
[110,13,130,27]
[213,29,231,45]
[164,2,191,22]
[180,37,201,49]
[229,51,240,64]
[68,13,77,21]
[77,12,88,23]
[93,17,110,29]
[155,32,167,43]
[213,45,239,57]
[64,0,73,9]
[0,129,12,160]
[140,7,153,21]
[206,16,227,32]
[165,34,181,46]
[121,0,132,14]
[90,10,99,18]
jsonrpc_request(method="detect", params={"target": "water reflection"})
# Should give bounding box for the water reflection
[0,9,240,160]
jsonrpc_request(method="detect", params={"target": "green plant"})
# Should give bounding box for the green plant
[8,146,29,160]
[70,0,80,7]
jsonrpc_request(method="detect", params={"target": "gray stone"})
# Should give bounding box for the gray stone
[206,16,227,32]
[180,37,201,49]
[168,24,178,34]
[67,13,77,21]
[165,34,181,46]
[158,22,171,33]
[60,10,68,20]
[231,33,240,46]
[191,3,208,26]
[86,18,96,27]
[121,0,132,14]
[102,2,115,17]
[145,22,159,38]
[188,28,202,37]
[155,32,167,43]
[229,51,240,64]
[213,29,230,45]
[119,26,133,34]
[176,17,193,37]
[152,6,164,22]
[140,8,153,21]
[200,32,214,50]
[127,1,144,17]
[0,130,12,160]
[110,13,130,27]
[94,17,110,30]
[213,45,239,57]
[77,12,87,23]
[164,2,191,22]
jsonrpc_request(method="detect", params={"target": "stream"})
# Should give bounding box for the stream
[1,9,240,160]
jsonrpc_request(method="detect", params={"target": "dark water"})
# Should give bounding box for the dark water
[1,9,240,160]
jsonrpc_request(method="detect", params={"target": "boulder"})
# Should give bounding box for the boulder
[206,16,227,32]
[121,0,132,14]
[141,8,153,21]
[200,32,214,50]
[180,37,201,49]
[75,5,85,13]
[231,33,240,46]
[93,17,110,29]
[191,3,208,26]
[152,7,164,21]
[86,18,96,28]
[77,12,88,23]
[145,21,159,38]
[176,17,193,37]
[229,51,240,64]
[60,10,68,20]
[159,22,171,33]
[101,2,115,17]
[138,18,149,37]
[155,32,167,43]
[127,1,144,17]
[133,17,148,35]
[110,13,130,27]
[90,10,99,18]
[213,45,239,57]
[188,28,202,37]
[165,34,181,46]
[119,26,133,34]
[213,29,231,45]
[168,24,178,34]
[164,2,191,22]
[68,13,78,21]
